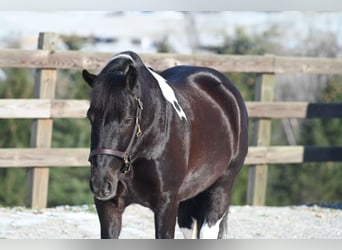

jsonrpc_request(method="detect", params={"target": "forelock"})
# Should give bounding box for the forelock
[90,73,128,115]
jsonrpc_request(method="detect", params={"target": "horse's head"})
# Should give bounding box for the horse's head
[82,53,142,201]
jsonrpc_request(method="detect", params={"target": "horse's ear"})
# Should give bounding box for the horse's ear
[82,70,96,88]
[125,64,138,91]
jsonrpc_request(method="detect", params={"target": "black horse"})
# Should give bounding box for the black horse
[82,51,248,239]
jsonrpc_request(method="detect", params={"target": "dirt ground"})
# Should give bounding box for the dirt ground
[0,204,341,239]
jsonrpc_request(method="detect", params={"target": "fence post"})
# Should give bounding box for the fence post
[26,32,58,208]
[247,72,275,206]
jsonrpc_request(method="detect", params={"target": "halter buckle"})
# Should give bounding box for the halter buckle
[121,152,131,173]
[123,152,130,166]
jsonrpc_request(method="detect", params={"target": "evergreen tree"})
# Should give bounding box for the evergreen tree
[0,68,33,206]
[267,77,342,205]
[0,36,94,207]
[48,68,93,207]
[47,33,94,206]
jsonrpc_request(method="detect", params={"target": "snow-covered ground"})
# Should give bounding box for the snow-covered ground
[0,205,341,239]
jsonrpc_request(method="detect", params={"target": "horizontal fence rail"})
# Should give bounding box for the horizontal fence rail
[1,146,342,168]
[1,99,342,119]
[1,49,342,74]
[0,99,89,118]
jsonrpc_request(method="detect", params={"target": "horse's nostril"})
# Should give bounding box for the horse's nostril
[90,180,111,196]
[104,181,112,195]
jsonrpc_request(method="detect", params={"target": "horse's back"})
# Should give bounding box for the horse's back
[161,65,248,155]
[160,65,247,117]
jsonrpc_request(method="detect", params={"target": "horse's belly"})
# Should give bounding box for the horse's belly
[178,155,231,201]
[178,113,234,200]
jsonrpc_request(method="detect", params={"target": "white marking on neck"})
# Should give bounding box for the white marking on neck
[199,216,224,239]
[147,68,187,120]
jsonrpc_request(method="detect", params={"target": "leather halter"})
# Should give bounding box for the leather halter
[88,96,143,173]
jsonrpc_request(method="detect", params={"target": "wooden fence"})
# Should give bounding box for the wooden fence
[1,32,342,208]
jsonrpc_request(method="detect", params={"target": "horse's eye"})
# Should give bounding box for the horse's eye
[123,117,133,126]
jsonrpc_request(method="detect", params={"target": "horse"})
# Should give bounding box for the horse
[82,51,248,239]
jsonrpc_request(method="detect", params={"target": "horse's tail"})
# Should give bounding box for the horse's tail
[218,211,228,239]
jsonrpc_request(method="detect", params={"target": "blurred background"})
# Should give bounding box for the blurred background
[0,11,341,207]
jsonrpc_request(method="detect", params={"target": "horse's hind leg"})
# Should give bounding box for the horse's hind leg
[177,169,239,239]
[197,188,228,239]
[218,212,228,238]
[178,191,228,239]
[177,198,201,239]
[198,159,244,239]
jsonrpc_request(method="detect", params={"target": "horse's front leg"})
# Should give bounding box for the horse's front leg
[153,198,178,239]
[94,198,125,239]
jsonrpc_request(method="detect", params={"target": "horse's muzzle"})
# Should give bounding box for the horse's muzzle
[89,176,118,201]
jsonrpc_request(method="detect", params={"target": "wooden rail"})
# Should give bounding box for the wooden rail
[1,146,342,168]
[1,99,342,119]
[1,49,342,74]
[1,32,341,208]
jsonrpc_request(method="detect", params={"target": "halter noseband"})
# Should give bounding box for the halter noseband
[88,96,143,174]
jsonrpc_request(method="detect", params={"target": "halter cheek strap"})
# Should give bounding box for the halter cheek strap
[88,96,143,174]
